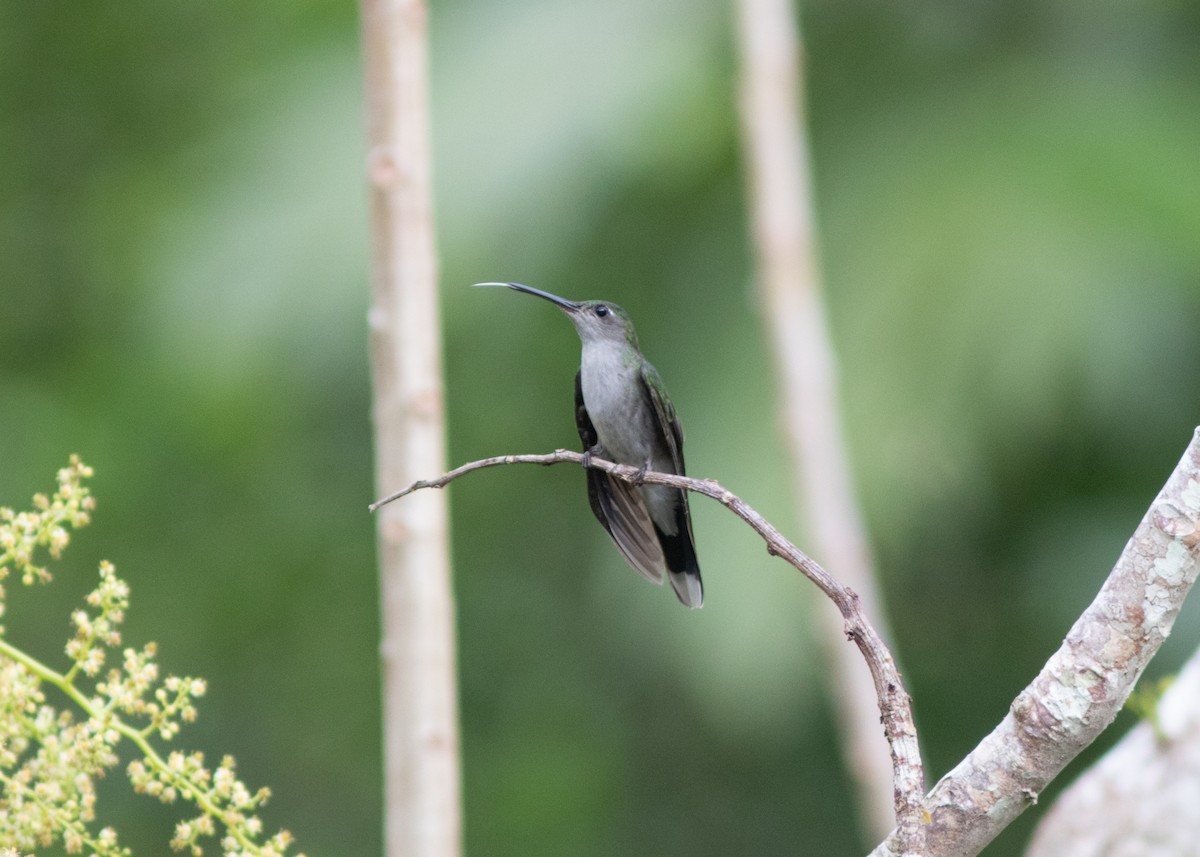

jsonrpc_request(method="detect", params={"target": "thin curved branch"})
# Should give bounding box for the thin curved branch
[372,449,926,849]
[869,427,1200,857]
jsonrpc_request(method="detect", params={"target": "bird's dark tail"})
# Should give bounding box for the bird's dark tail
[658,521,703,608]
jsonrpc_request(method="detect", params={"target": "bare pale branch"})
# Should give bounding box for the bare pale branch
[374,449,925,847]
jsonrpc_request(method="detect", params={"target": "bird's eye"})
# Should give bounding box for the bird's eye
[594,305,609,317]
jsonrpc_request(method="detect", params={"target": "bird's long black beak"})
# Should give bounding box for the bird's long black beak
[473,282,580,313]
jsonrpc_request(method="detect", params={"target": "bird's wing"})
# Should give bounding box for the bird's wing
[574,371,606,523]
[575,371,666,585]
[639,361,686,473]
[639,362,703,607]
[594,477,667,585]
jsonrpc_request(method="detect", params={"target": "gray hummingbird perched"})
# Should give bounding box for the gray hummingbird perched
[477,282,704,608]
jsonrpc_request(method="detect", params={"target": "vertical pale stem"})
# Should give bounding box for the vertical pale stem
[359,1,462,856]
[734,0,900,839]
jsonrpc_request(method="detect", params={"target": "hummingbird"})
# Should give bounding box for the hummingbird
[476,282,704,608]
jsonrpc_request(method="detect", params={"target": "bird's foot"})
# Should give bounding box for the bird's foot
[580,446,602,470]
[631,459,651,487]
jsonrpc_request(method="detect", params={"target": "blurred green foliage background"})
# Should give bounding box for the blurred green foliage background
[3,0,1200,854]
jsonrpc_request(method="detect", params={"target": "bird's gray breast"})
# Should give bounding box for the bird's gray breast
[580,341,681,536]
[579,341,663,467]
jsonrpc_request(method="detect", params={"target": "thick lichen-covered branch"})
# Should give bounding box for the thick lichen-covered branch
[1023,648,1200,857]
[868,428,1200,857]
